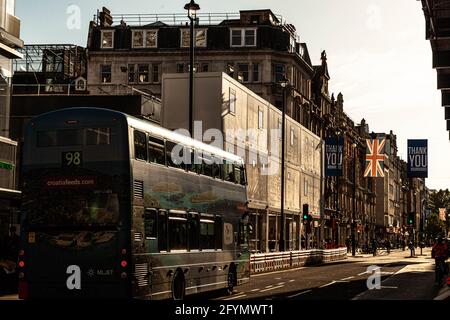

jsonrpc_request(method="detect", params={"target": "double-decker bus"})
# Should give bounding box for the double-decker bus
[19,107,251,300]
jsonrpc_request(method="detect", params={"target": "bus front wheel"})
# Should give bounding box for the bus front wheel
[172,270,185,300]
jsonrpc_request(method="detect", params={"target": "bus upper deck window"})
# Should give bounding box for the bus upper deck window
[148,136,165,165]
[240,166,246,186]
[37,131,57,147]
[144,209,157,239]
[212,157,223,179]
[86,128,111,145]
[134,130,147,161]
[234,166,241,185]
[223,162,234,182]
[166,141,184,169]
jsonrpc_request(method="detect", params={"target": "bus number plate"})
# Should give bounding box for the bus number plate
[62,151,82,168]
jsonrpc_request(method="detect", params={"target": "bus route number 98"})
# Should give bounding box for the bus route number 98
[62,151,82,168]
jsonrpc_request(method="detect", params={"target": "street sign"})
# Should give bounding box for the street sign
[407,139,428,178]
[325,137,343,177]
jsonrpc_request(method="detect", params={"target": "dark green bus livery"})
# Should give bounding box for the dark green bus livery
[19,108,250,300]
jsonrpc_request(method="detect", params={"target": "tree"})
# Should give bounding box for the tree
[428,189,450,214]
[425,213,446,240]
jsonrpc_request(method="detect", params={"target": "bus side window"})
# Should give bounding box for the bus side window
[212,157,223,179]
[234,165,242,185]
[215,215,223,250]
[188,213,199,250]
[200,218,215,250]
[144,209,157,239]
[168,213,187,251]
[158,210,168,252]
[134,130,147,161]
[202,153,213,177]
[166,141,184,169]
[240,165,247,186]
[223,162,234,182]
[148,136,165,165]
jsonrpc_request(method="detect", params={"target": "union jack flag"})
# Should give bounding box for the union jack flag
[364,138,386,178]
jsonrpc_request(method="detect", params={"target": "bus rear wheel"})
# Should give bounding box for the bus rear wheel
[172,270,185,300]
[227,269,236,295]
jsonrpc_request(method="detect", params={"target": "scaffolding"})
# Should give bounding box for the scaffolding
[13,44,86,78]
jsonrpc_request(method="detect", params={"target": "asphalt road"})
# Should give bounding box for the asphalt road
[187,249,439,301]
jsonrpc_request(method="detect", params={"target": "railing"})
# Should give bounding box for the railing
[104,12,284,27]
[250,248,347,274]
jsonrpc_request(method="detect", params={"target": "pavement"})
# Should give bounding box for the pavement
[353,248,442,300]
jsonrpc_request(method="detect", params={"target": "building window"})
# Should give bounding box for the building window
[128,64,136,83]
[238,64,249,82]
[290,127,294,146]
[230,28,257,47]
[201,63,209,72]
[229,88,236,114]
[138,64,149,83]
[181,29,208,48]
[258,109,264,129]
[152,64,160,83]
[253,63,260,82]
[145,30,158,48]
[177,63,185,73]
[101,64,112,83]
[132,30,158,48]
[132,30,144,48]
[100,30,114,49]
[273,64,286,83]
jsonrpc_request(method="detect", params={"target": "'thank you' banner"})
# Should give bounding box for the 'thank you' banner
[325,137,344,177]
[407,139,428,178]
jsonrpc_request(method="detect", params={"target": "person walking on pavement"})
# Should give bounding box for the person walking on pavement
[408,240,415,257]
[372,238,378,256]
[385,239,391,254]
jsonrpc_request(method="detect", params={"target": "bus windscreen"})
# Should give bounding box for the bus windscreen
[25,191,120,228]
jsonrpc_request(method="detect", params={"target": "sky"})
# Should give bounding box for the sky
[16,0,450,190]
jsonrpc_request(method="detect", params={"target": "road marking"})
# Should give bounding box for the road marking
[260,285,285,293]
[252,267,306,278]
[275,277,281,280]
[223,294,247,300]
[380,286,398,289]
[319,281,336,288]
[381,271,394,275]
[288,290,312,298]
[250,288,260,292]
[277,282,285,285]
[265,285,273,289]
[341,276,354,281]
[289,279,295,282]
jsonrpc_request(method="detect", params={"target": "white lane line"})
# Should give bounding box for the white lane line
[319,281,336,288]
[277,282,285,286]
[250,288,260,292]
[380,286,398,289]
[341,276,355,281]
[275,277,281,280]
[260,285,285,293]
[288,290,312,299]
[252,267,306,278]
[289,279,295,282]
[334,280,349,283]
[357,271,368,276]
[223,294,247,300]
[265,285,273,289]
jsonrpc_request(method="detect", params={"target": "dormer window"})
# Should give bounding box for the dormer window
[100,30,114,49]
[230,28,257,47]
[181,29,207,48]
[132,30,158,48]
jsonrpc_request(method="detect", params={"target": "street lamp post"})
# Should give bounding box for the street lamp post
[352,143,357,257]
[279,75,289,252]
[335,128,342,246]
[184,0,200,137]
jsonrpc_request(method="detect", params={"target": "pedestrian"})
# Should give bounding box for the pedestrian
[372,238,378,256]
[345,237,351,253]
[409,240,415,257]
[386,239,391,254]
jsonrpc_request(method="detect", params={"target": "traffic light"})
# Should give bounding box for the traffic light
[407,212,414,225]
[303,204,309,222]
